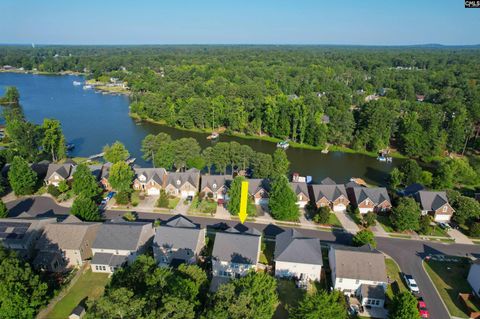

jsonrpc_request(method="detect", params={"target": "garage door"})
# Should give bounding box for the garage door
[434,214,451,222]
[333,204,346,212]
[359,207,373,214]
[147,188,160,195]
[181,190,195,198]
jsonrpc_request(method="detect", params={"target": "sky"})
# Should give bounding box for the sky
[1,0,479,45]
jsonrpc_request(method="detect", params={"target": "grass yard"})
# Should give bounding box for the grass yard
[385,258,407,304]
[423,258,475,318]
[168,197,180,209]
[259,241,275,265]
[274,279,306,319]
[189,198,217,214]
[376,215,395,233]
[328,213,342,227]
[426,225,450,237]
[46,270,110,319]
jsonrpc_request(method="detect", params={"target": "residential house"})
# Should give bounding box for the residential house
[320,177,337,185]
[133,167,167,196]
[44,163,75,186]
[0,216,56,258]
[414,191,455,222]
[91,220,154,273]
[290,182,310,208]
[311,183,350,212]
[33,215,100,272]
[70,164,103,181]
[211,225,261,290]
[397,183,424,197]
[153,215,206,267]
[329,245,388,308]
[274,229,323,281]
[1,160,50,180]
[165,168,200,198]
[200,175,232,202]
[468,260,480,298]
[247,178,270,205]
[347,187,391,214]
[69,305,86,319]
[100,163,112,190]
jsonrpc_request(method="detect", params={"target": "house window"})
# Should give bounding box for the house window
[375,300,380,306]
[339,278,343,283]
[176,180,181,186]
[212,183,217,189]
[442,206,448,213]
[365,199,370,205]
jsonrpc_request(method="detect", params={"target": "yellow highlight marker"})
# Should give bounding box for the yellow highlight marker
[239,181,249,224]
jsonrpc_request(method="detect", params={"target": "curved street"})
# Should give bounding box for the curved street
[7,196,480,319]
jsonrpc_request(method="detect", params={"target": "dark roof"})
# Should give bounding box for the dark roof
[91,253,127,267]
[247,178,270,195]
[274,229,322,265]
[330,245,387,282]
[134,167,167,185]
[155,216,204,253]
[289,182,309,198]
[167,168,200,189]
[212,225,261,264]
[92,221,153,251]
[311,184,348,202]
[71,305,85,316]
[201,175,232,192]
[360,284,385,300]
[352,187,390,205]
[321,177,337,185]
[399,183,424,197]
[45,163,73,180]
[415,191,451,211]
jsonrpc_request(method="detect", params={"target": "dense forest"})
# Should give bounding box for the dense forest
[1,45,480,159]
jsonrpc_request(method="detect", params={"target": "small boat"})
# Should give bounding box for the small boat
[83,85,93,90]
[377,156,393,163]
[72,81,82,86]
[207,132,219,140]
[65,143,75,151]
[277,140,289,149]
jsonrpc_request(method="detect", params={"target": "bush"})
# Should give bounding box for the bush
[123,212,137,221]
[57,180,69,193]
[0,201,8,218]
[313,206,330,224]
[352,230,376,248]
[470,222,480,238]
[115,191,130,205]
[47,184,61,198]
[363,212,377,228]
[57,192,70,202]
[418,215,432,235]
[156,190,169,208]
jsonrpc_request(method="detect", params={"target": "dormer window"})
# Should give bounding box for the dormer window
[212,183,217,189]
[365,199,370,205]
[442,205,447,213]
[139,175,146,182]
[176,180,181,186]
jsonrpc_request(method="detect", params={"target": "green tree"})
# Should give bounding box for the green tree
[0,201,8,218]
[290,290,347,319]
[88,288,146,319]
[40,119,66,162]
[363,211,377,228]
[57,179,69,193]
[103,141,130,163]
[115,191,131,205]
[71,195,100,221]
[268,176,299,221]
[154,142,175,170]
[251,152,273,178]
[227,176,255,216]
[0,86,20,104]
[0,246,49,319]
[72,164,102,198]
[453,195,480,225]
[389,167,404,189]
[157,190,170,208]
[352,229,376,248]
[470,222,480,237]
[418,215,432,235]
[186,156,206,170]
[272,149,290,178]
[7,156,38,195]
[4,115,40,162]
[141,133,171,161]
[212,142,230,175]
[391,197,420,232]
[206,272,278,319]
[388,292,421,319]
[173,138,201,170]
[108,161,134,192]
[313,206,330,224]
[202,147,215,174]
[400,160,423,185]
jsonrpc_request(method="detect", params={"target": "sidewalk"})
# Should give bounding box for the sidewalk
[334,210,359,234]
[371,222,388,237]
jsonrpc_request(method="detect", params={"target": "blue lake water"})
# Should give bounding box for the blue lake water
[0,72,402,185]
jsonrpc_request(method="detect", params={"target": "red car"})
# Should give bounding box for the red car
[418,300,429,318]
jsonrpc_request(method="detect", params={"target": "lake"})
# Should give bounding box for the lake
[0,72,402,185]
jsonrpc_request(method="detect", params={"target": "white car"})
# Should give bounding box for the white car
[403,274,420,293]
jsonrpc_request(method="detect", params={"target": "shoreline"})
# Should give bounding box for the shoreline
[129,112,407,160]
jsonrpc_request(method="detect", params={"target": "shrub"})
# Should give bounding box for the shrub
[115,191,130,205]
[57,192,70,202]
[123,212,137,221]
[418,215,432,235]
[57,180,69,193]
[470,222,480,238]
[363,212,377,228]
[156,190,169,208]
[313,206,330,224]
[352,230,376,248]
[47,184,61,198]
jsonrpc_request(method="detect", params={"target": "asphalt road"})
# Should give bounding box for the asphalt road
[7,196,480,319]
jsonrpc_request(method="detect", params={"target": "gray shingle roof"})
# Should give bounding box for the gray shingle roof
[36,221,100,250]
[212,226,261,264]
[311,184,348,202]
[321,177,337,185]
[289,182,309,199]
[352,187,390,205]
[45,163,73,180]
[92,221,153,251]
[166,168,200,189]
[155,216,204,253]
[331,245,387,282]
[91,253,127,267]
[134,168,167,185]
[201,175,232,192]
[247,179,270,195]
[415,191,450,211]
[274,229,322,265]
[360,284,385,300]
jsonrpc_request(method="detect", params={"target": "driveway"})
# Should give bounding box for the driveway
[334,210,359,234]
[135,195,158,210]
[173,198,191,215]
[448,229,474,245]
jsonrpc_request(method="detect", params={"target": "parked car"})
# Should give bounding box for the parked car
[449,221,459,230]
[104,192,116,201]
[438,222,451,230]
[417,299,429,318]
[403,274,420,293]
[186,195,193,202]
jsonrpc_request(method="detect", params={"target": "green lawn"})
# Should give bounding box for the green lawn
[47,270,110,319]
[259,241,275,265]
[274,279,306,319]
[376,215,395,233]
[424,258,476,318]
[385,258,407,304]
[328,213,342,227]
[188,198,217,214]
[168,197,180,209]
[426,225,450,237]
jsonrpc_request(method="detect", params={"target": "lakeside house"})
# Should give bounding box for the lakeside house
[329,245,388,308]
[153,215,206,267]
[133,167,167,196]
[44,163,75,186]
[289,182,310,208]
[211,225,261,291]
[1,160,50,180]
[414,190,454,222]
[165,168,200,198]
[347,186,391,214]
[274,229,323,281]
[33,215,100,272]
[100,162,112,190]
[311,183,350,212]
[468,260,480,298]
[200,175,232,203]
[247,178,270,205]
[91,220,154,274]
[0,216,56,258]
